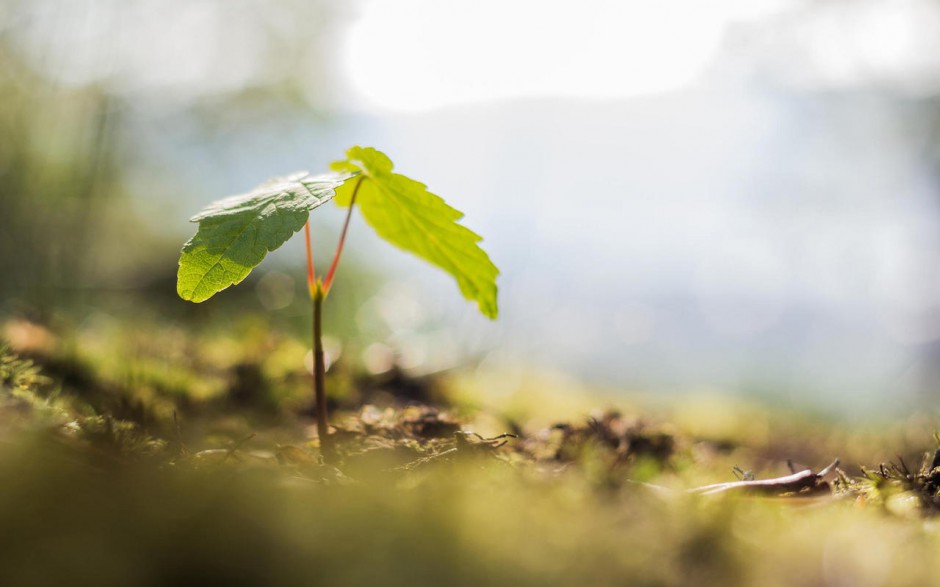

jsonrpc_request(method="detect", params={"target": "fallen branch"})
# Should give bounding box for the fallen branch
[691,459,839,497]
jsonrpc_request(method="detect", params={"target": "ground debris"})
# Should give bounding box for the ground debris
[298,405,515,477]
[852,444,940,516]
[336,404,462,441]
[519,410,677,468]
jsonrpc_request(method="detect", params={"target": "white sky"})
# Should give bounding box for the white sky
[340,0,785,112]
[17,0,940,106]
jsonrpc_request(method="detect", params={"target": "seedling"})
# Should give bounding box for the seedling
[177,146,499,459]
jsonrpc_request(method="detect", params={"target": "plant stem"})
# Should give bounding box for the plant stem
[303,221,316,297]
[304,220,332,460]
[304,177,364,462]
[313,283,333,461]
[322,176,364,294]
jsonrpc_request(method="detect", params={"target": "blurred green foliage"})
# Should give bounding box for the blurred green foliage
[0,49,123,306]
[0,0,348,315]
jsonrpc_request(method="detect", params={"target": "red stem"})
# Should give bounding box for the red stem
[322,176,363,294]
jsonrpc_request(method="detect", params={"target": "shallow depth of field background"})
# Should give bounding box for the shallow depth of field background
[3,0,940,413]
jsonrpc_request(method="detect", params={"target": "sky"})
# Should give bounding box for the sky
[338,0,940,112]
[16,0,940,107]
[340,0,781,111]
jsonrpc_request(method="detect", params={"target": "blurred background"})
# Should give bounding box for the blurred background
[3,0,940,414]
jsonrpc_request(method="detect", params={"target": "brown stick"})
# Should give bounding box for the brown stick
[690,459,839,497]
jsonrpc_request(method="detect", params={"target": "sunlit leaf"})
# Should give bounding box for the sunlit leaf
[331,147,499,319]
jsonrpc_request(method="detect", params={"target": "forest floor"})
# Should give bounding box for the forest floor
[2,316,940,586]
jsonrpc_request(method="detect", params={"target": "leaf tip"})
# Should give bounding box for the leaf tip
[482,302,499,320]
[176,277,198,303]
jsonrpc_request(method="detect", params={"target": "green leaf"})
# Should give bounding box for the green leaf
[330,146,499,319]
[177,171,354,302]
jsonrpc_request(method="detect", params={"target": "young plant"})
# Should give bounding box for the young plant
[177,146,499,459]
